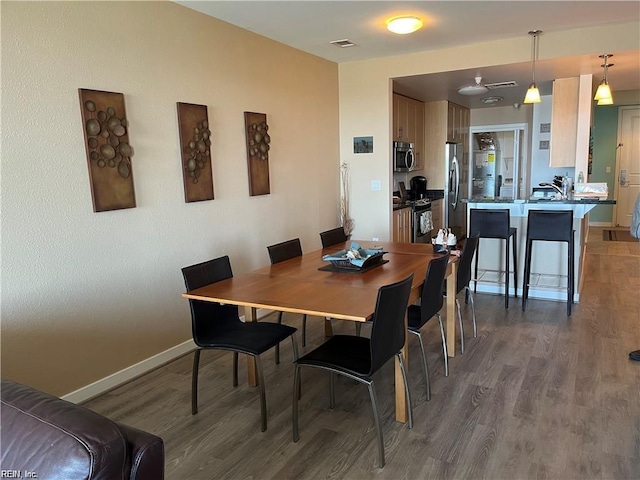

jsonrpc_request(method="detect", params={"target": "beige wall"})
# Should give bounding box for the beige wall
[338,22,640,241]
[1,2,339,396]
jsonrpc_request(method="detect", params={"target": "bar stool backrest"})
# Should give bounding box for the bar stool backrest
[469,209,510,238]
[527,210,573,242]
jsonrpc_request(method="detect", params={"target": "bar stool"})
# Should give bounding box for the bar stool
[469,209,518,309]
[522,210,574,316]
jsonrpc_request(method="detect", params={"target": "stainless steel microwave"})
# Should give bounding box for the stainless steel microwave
[393,141,415,172]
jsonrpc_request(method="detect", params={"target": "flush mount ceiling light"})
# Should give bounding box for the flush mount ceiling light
[481,96,503,104]
[594,54,614,104]
[523,30,542,104]
[386,16,423,34]
[458,76,489,96]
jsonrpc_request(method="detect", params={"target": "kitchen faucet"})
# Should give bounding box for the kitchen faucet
[539,182,565,197]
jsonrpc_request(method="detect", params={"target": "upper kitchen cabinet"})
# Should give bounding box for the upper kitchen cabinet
[447,102,468,143]
[393,93,425,170]
[424,101,470,188]
[549,75,592,172]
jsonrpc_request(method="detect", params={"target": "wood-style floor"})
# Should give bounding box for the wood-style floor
[84,227,640,479]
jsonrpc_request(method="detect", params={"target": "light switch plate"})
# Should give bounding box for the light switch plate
[371,180,381,191]
[605,166,612,173]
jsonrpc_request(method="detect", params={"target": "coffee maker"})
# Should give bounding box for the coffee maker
[410,176,427,200]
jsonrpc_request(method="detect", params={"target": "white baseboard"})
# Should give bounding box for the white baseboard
[62,308,273,404]
[62,339,197,404]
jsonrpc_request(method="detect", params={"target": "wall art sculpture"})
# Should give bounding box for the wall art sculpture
[79,89,136,212]
[177,102,214,202]
[244,111,270,196]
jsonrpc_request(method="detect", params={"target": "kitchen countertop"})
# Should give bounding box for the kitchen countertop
[465,196,616,204]
[393,202,412,211]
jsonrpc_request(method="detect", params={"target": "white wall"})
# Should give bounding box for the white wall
[1,2,340,396]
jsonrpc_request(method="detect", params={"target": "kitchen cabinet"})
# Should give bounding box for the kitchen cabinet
[393,93,425,169]
[430,199,444,232]
[424,101,470,188]
[393,207,412,243]
[549,75,592,171]
[413,101,425,170]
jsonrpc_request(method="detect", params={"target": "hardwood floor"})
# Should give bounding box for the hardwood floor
[84,227,640,479]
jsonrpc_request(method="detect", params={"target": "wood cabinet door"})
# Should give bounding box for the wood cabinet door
[393,209,401,242]
[414,100,425,169]
[398,96,409,141]
[550,77,580,168]
[447,103,456,142]
[431,199,443,231]
[402,209,412,243]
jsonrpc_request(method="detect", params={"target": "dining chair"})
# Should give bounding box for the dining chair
[407,253,450,402]
[267,239,308,355]
[292,274,414,468]
[182,255,298,432]
[453,234,479,354]
[319,226,348,248]
[319,227,361,337]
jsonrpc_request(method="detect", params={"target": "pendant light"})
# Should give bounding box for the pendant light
[523,30,542,104]
[594,54,614,103]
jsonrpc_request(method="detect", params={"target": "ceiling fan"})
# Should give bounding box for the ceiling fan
[457,76,489,96]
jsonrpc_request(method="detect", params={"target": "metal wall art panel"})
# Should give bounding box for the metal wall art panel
[177,103,214,203]
[79,89,136,212]
[244,111,270,196]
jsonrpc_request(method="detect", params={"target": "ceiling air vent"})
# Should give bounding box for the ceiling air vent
[330,39,357,48]
[484,81,519,90]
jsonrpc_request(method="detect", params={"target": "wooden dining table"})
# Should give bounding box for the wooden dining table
[182,240,459,423]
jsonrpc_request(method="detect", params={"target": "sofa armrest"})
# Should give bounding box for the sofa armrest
[117,423,164,480]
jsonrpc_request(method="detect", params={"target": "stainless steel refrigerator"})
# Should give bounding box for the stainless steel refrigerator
[445,142,468,239]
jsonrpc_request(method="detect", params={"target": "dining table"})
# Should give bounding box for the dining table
[182,240,459,423]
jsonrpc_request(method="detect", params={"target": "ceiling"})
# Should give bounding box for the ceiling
[178,1,640,108]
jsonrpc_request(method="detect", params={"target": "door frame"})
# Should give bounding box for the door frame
[469,123,528,199]
[613,106,640,227]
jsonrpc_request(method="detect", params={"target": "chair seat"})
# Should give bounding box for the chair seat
[195,322,297,356]
[296,335,371,378]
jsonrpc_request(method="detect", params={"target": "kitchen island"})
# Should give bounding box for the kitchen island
[464,197,615,302]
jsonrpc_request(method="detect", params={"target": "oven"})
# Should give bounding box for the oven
[411,200,432,243]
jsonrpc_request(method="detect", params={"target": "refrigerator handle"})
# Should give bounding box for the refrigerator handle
[451,156,459,210]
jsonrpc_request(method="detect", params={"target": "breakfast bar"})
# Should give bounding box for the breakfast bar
[465,197,616,302]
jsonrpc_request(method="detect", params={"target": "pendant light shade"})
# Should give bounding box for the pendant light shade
[524,30,542,104]
[594,54,614,103]
[524,83,541,103]
[597,95,614,106]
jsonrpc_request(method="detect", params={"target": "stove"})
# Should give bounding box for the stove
[407,198,431,211]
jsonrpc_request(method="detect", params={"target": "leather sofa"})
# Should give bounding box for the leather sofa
[1,379,164,479]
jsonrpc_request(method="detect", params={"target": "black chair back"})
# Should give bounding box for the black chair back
[456,235,479,295]
[182,256,240,345]
[469,209,510,238]
[418,254,450,325]
[368,274,414,374]
[320,227,348,248]
[267,238,303,264]
[527,210,573,242]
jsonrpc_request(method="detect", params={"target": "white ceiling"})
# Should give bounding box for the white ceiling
[178,1,640,108]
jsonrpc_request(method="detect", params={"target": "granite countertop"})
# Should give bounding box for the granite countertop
[465,196,616,205]
[393,202,412,211]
